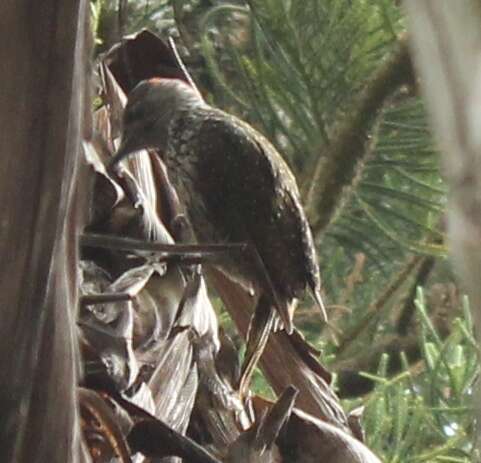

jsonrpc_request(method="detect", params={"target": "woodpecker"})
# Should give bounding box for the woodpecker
[110,78,327,391]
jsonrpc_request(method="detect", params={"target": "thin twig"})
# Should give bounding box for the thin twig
[81,233,247,259]
[168,36,203,99]
[81,292,133,306]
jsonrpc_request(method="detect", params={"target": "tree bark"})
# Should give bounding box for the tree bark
[0,1,90,461]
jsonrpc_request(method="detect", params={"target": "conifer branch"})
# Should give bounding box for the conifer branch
[335,254,422,357]
[306,36,415,238]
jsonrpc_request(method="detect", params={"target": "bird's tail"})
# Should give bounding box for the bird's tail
[310,285,328,323]
[274,297,295,335]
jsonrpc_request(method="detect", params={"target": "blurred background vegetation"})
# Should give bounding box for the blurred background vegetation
[90,1,477,461]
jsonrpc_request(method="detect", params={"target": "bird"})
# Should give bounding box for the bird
[109,77,327,395]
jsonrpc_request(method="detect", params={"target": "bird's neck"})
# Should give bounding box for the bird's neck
[165,107,206,151]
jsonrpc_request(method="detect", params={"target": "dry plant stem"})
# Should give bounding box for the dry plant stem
[306,37,414,237]
[167,37,202,98]
[129,420,222,463]
[209,269,349,431]
[109,392,222,463]
[405,0,481,448]
[83,233,290,390]
[81,292,133,306]
[81,233,247,261]
[258,385,299,447]
[237,298,276,397]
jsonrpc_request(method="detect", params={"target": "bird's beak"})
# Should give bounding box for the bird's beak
[107,135,137,171]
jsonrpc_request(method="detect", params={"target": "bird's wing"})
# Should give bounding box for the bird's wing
[191,109,323,309]
[279,185,327,322]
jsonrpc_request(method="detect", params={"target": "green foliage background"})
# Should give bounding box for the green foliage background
[92,1,478,461]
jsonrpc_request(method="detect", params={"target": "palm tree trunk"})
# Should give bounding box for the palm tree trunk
[0,1,90,461]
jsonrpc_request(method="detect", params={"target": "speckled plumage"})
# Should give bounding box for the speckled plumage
[111,78,326,333]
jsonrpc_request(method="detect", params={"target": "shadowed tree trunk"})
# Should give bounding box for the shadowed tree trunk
[0,1,90,462]
[405,0,481,451]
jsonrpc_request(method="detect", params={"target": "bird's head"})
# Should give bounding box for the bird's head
[109,78,204,168]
